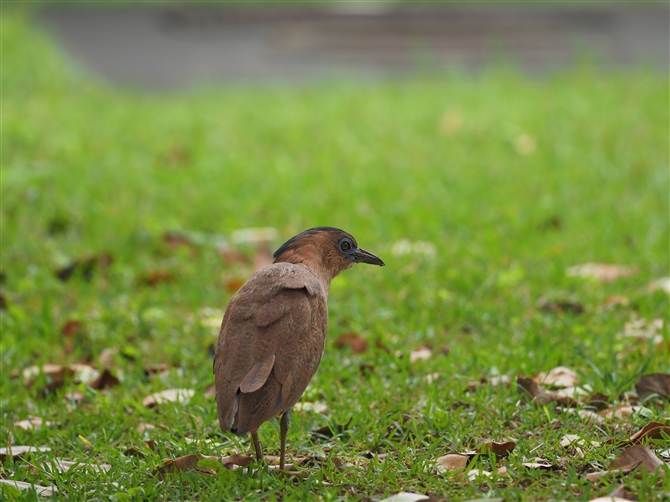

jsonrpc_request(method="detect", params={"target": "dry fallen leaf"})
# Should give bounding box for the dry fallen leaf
[560,434,601,449]
[163,231,198,254]
[620,318,664,344]
[604,296,630,307]
[226,277,245,293]
[143,388,195,408]
[55,253,113,282]
[436,453,469,473]
[629,421,670,444]
[378,493,430,502]
[566,263,637,282]
[153,453,220,476]
[23,364,73,390]
[334,333,368,353]
[293,401,328,414]
[635,373,670,401]
[87,368,120,390]
[538,298,584,315]
[609,445,665,475]
[14,417,53,431]
[139,270,174,287]
[536,366,579,388]
[647,277,670,294]
[409,347,432,363]
[517,376,577,407]
[64,390,85,406]
[566,409,604,424]
[135,422,156,434]
[252,244,273,271]
[0,446,51,461]
[522,458,556,470]
[471,440,516,459]
[310,418,352,439]
[220,453,253,470]
[600,405,646,420]
[41,459,111,474]
[0,479,57,497]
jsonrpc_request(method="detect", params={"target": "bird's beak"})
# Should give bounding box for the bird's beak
[353,248,385,266]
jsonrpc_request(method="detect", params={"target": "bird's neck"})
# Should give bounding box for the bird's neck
[275,246,336,298]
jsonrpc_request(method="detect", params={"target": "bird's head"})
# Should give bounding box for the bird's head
[273,227,385,282]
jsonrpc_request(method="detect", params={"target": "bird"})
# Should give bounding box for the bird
[214,227,384,469]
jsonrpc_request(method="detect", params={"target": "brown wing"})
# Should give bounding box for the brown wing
[214,263,326,434]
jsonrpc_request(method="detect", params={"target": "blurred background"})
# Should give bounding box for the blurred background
[37,2,669,90]
[2,1,668,369]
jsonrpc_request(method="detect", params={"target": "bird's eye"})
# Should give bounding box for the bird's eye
[339,239,352,252]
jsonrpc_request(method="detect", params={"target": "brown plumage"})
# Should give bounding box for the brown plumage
[214,227,384,468]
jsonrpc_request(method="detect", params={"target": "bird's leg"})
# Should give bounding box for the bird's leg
[279,409,291,470]
[250,430,263,464]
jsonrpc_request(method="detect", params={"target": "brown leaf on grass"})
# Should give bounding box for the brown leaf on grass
[604,296,630,307]
[469,440,516,459]
[334,333,368,353]
[567,408,605,424]
[153,453,220,476]
[522,458,557,470]
[436,453,469,473]
[607,484,638,501]
[294,401,328,414]
[0,446,51,461]
[22,363,100,392]
[23,364,73,390]
[647,277,670,294]
[64,390,84,405]
[144,363,170,376]
[629,422,670,444]
[163,231,198,255]
[62,320,85,338]
[61,320,86,357]
[600,405,645,420]
[221,453,253,470]
[226,277,245,293]
[538,297,584,315]
[378,493,430,502]
[588,497,630,502]
[468,375,511,391]
[219,247,250,265]
[609,445,665,474]
[0,479,57,497]
[566,263,637,282]
[253,244,273,271]
[560,434,601,449]
[635,373,670,401]
[409,347,432,363]
[41,459,111,473]
[310,418,352,439]
[138,270,174,287]
[14,417,53,431]
[87,368,120,390]
[517,376,577,407]
[142,388,195,408]
[620,318,664,344]
[584,393,611,411]
[56,253,113,282]
[535,366,579,388]
[136,422,156,434]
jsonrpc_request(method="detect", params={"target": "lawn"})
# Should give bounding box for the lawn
[1,9,669,501]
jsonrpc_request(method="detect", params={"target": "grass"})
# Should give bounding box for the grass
[2,9,669,501]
